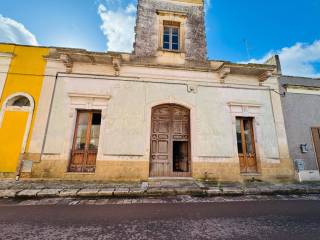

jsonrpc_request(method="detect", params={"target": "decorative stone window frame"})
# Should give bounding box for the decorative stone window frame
[156,10,187,53]
[228,102,266,174]
[63,92,111,166]
[0,92,35,154]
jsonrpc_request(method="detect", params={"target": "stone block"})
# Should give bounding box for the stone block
[59,189,79,197]
[113,187,129,196]
[0,189,21,198]
[129,188,145,196]
[77,189,100,197]
[146,188,164,196]
[98,188,115,197]
[37,189,62,198]
[207,187,222,196]
[222,187,244,196]
[17,189,41,198]
[244,188,261,195]
[256,186,276,195]
[141,182,149,190]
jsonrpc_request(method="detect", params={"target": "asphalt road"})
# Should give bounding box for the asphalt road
[0,200,320,240]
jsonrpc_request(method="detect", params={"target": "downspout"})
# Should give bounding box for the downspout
[39,72,60,160]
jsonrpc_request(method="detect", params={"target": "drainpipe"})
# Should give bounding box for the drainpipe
[39,72,60,160]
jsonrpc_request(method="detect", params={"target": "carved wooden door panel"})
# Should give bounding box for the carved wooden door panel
[150,105,171,177]
[150,104,191,177]
[236,117,257,173]
[69,111,101,173]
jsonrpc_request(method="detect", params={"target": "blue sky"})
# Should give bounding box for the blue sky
[0,0,320,77]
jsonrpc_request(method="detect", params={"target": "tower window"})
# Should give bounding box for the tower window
[163,21,180,51]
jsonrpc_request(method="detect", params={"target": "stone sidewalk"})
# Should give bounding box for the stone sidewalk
[1,179,320,199]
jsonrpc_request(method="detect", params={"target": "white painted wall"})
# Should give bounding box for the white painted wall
[40,63,283,166]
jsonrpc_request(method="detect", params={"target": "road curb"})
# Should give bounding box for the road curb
[1,187,320,199]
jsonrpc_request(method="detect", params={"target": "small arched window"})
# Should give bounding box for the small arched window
[7,96,31,107]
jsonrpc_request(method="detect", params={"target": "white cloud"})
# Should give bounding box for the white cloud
[0,15,38,45]
[98,2,136,52]
[245,40,320,78]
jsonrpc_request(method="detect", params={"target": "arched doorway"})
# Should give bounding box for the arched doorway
[0,93,34,173]
[150,104,191,177]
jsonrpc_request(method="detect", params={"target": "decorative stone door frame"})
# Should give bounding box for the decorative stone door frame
[228,102,265,174]
[64,92,111,171]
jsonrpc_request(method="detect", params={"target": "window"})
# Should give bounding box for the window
[7,96,30,107]
[236,117,258,173]
[163,21,180,51]
[70,110,102,173]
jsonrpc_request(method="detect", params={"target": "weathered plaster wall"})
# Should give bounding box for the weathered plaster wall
[280,76,320,170]
[30,62,293,182]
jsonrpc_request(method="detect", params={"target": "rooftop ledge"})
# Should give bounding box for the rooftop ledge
[0,42,276,80]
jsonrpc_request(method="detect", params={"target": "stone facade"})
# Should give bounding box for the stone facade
[134,0,207,63]
[0,0,295,182]
[24,46,294,182]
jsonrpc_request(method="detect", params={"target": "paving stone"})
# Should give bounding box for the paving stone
[79,199,97,205]
[94,199,111,205]
[0,180,15,190]
[37,189,62,198]
[175,187,203,196]
[18,200,39,206]
[130,198,143,204]
[207,187,222,196]
[0,189,21,198]
[129,188,145,196]
[113,187,129,196]
[164,188,178,195]
[146,188,166,196]
[77,189,100,197]
[122,199,134,204]
[222,187,244,196]
[35,198,62,205]
[307,185,320,194]
[58,198,75,205]
[59,189,79,197]
[257,187,276,195]
[141,182,149,190]
[194,181,207,189]
[244,188,261,195]
[16,189,41,198]
[98,188,115,197]
[142,198,164,204]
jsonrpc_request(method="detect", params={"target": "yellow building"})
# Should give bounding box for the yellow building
[0,44,48,178]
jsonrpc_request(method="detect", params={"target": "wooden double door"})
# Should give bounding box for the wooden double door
[150,104,191,177]
[69,110,102,173]
[236,117,258,173]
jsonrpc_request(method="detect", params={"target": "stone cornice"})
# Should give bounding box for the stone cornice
[45,47,277,80]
